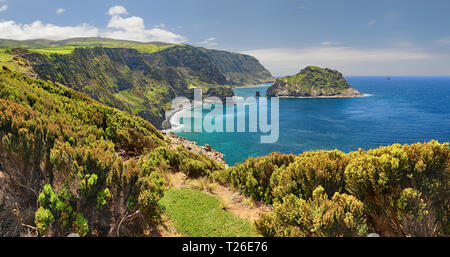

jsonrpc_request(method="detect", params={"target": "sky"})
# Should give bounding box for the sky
[0,0,449,76]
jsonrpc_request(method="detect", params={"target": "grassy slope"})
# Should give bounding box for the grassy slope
[26,44,174,56]
[160,188,258,237]
[0,49,14,70]
[0,49,30,74]
[0,38,176,56]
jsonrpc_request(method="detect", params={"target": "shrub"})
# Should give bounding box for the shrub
[73,213,89,237]
[233,141,449,237]
[130,172,166,224]
[153,146,183,168]
[227,153,296,203]
[271,150,349,203]
[344,141,449,236]
[211,168,230,185]
[35,207,55,235]
[255,186,367,237]
[97,188,111,208]
[79,173,98,196]
[181,159,210,178]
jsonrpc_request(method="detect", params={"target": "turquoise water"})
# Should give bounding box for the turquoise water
[174,77,450,166]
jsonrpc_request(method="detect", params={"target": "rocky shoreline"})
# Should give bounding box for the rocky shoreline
[162,131,228,168]
[276,93,372,98]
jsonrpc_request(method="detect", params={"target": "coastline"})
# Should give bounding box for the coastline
[162,105,193,132]
[275,93,373,99]
[160,106,229,168]
[162,92,372,130]
[233,83,272,89]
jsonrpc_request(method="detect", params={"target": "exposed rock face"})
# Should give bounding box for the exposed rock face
[266,66,362,97]
[203,48,274,85]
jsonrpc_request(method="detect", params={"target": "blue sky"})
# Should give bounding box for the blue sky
[0,0,449,76]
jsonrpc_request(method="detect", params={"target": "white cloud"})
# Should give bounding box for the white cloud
[108,5,128,16]
[196,37,218,47]
[107,15,145,31]
[0,4,7,12]
[104,13,186,43]
[241,46,445,76]
[0,5,186,44]
[56,8,66,14]
[0,20,99,40]
[436,37,450,45]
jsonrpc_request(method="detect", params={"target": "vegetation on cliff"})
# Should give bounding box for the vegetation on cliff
[0,38,175,55]
[266,66,362,97]
[1,38,273,128]
[221,142,450,237]
[0,69,224,236]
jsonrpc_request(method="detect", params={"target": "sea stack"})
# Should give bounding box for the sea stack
[266,66,362,97]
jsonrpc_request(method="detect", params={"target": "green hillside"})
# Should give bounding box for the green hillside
[0,68,226,236]
[0,37,175,55]
[1,39,273,129]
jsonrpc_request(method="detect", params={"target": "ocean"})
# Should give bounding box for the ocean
[173,76,450,166]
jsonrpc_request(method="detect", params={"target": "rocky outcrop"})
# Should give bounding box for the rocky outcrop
[163,132,228,168]
[266,66,362,97]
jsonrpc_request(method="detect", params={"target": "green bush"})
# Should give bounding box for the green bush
[153,146,183,168]
[152,145,224,178]
[0,70,178,236]
[181,159,210,178]
[73,213,89,237]
[133,172,166,224]
[227,152,296,203]
[231,141,449,237]
[79,173,98,196]
[35,207,55,235]
[271,150,349,203]
[255,186,367,237]
[344,141,449,236]
[96,188,111,208]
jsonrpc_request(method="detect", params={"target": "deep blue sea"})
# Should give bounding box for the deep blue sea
[174,77,450,166]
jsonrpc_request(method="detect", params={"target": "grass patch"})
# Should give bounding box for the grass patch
[159,188,258,237]
[115,89,146,112]
[28,46,77,55]
[0,48,30,73]
[24,43,175,56]
[0,49,15,71]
